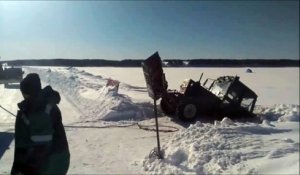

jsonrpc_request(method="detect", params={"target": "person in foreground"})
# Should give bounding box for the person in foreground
[11,73,70,175]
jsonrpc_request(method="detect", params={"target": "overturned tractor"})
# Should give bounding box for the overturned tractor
[142,52,259,122]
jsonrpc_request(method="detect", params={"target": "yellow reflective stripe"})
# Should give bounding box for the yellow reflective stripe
[31,135,53,142]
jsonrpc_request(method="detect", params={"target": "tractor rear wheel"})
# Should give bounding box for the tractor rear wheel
[160,98,176,115]
[177,100,198,122]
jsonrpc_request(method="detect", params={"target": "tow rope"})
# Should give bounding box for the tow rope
[0,105,17,117]
[1,105,179,133]
[64,122,179,133]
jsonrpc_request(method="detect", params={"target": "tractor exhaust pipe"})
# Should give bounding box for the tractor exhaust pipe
[199,73,204,84]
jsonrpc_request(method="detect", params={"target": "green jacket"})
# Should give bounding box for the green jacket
[12,86,70,175]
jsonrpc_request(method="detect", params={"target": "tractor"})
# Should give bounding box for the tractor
[142,52,259,122]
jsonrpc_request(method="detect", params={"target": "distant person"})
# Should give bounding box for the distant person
[11,73,70,175]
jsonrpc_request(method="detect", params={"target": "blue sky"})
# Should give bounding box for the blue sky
[0,1,299,60]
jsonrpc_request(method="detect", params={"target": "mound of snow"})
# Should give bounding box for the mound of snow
[143,121,299,174]
[255,104,299,122]
[24,67,153,123]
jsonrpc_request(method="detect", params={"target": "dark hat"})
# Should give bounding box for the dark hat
[20,73,42,97]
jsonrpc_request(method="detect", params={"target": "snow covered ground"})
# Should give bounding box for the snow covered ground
[0,67,299,174]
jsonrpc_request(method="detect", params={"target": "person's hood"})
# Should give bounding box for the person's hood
[18,85,60,112]
[20,73,42,97]
[40,85,61,105]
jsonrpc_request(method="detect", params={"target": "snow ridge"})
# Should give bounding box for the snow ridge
[255,104,299,122]
[25,67,153,123]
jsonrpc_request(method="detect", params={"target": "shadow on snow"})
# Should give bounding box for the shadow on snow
[0,132,14,160]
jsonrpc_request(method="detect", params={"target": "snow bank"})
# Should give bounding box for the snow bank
[255,104,299,122]
[143,119,299,174]
[24,67,153,123]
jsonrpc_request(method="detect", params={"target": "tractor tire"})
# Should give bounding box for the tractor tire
[177,100,198,122]
[160,98,176,115]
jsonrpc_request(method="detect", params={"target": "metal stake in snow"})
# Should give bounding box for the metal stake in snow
[142,52,165,159]
[152,97,163,159]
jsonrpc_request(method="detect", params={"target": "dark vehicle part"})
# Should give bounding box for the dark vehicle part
[142,52,167,100]
[176,99,198,121]
[142,52,259,122]
[160,91,181,115]
[0,64,24,86]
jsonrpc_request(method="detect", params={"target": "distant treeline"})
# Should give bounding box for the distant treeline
[1,58,299,67]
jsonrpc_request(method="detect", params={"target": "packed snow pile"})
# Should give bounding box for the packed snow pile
[25,67,153,123]
[255,104,299,122]
[143,118,299,174]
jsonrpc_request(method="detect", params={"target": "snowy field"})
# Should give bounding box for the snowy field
[0,67,299,174]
